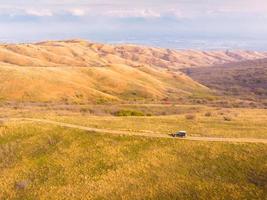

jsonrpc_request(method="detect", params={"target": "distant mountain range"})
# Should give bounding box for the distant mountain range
[2,37,267,51]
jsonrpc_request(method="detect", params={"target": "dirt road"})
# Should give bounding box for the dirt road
[5,118,267,144]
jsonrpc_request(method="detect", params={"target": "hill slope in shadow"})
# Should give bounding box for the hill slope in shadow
[182,58,267,106]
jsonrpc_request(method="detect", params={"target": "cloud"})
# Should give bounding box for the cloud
[68,8,86,16]
[25,9,53,17]
[0,0,267,46]
[105,9,161,18]
[1,1,267,20]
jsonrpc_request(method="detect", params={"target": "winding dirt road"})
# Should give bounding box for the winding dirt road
[4,118,267,144]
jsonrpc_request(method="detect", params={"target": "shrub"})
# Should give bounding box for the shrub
[114,110,144,117]
[219,112,224,115]
[161,112,166,115]
[185,114,196,120]
[75,92,84,99]
[96,98,108,104]
[205,112,212,117]
[80,108,93,113]
[223,116,232,121]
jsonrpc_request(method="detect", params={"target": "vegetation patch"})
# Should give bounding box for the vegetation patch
[114,109,145,116]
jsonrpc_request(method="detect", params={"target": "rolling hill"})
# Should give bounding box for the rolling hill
[1,40,267,200]
[182,58,267,106]
[1,39,267,69]
[0,40,266,104]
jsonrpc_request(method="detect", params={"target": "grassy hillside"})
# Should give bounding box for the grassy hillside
[1,40,266,69]
[0,40,218,104]
[1,40,267,200]
[0,122,266,200]
[0,63,212,103]
[0,40,266,104]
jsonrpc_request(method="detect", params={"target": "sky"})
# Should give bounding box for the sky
[1,0,267,50]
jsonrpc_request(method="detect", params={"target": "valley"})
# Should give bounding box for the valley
[0,40,266,200]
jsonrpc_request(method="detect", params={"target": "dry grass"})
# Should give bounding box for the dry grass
[0,122,266,199]
[44,107,267,139]
[0,104,266,139]
[1,40,267,199]
[1,40,266,105]
[0,63,211,104]
[1,40,266,69]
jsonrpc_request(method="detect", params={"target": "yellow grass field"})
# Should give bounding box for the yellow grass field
[1,104,265,139]
[0,122,266,200]
[47,107,267,139]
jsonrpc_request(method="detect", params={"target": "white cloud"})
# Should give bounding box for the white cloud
[1,0,267,46]
[1,1,267,19]
[69,8,86,16]
[106,9,161,18]
[25,9,53,17]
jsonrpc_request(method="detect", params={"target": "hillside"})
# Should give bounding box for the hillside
[182,58,267,106]
[0,40,266,104]
[1,40,267,69]
[1,40,267,200]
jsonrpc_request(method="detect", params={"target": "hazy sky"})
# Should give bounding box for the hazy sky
[1,0,267,49]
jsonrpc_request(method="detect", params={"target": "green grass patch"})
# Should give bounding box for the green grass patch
[114,109,145,116]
